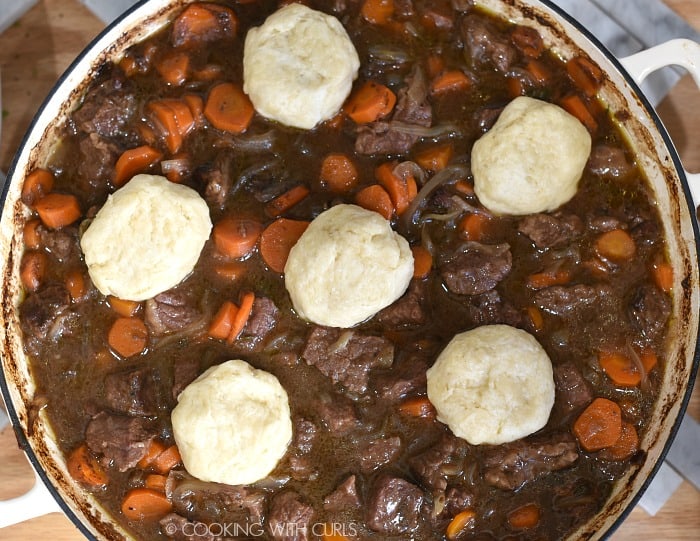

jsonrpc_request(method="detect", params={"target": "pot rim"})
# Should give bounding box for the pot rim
[1,0,698,539]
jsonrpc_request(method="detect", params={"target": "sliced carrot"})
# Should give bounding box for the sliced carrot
[525,59,550,84]
[506,75,526,98]
[430,70,472,95]
[320,153,359,193]
[595,229,636,262]
[652,261,673,293]
[446,509,476,540]
[508,503,541,530]
[598,351,641,387]
[265,185,311,218]
[148,99,195,153]
[156,52,190,86]
[459,213,490,242]
[23,219,43,250]
[183,94,205,126]
[375,162,415,215]
[411,245,433,279]
[143,474,168,493]
[573,397,622,452]
[415,144,453,172]
[204,82,254,134]
[426,54,446,79]
[511,25,544,58]
[171,3,237,48]
[20,251,47,292]
[108,317,148,358]
[21,168,54,208]
[345,81,397,124]
[35,193,81,229]
[209,301,238,340]
[121,488,173,521]
[259,218,310,273]
[397,396,436,418]
[152,445,182,474]
[108,296,141,318]
[212,217,262,259]
[228,291,255,343]
[137,440,167,470]
[114,145,162,186]
[526,268,571,290]
[213,261,246,281]
[361,0,394,24]
[598,421,639,461]
[566,55,603,97]
[527,305,544,331]
[193,64,224,81]
[639,348,658,372]
[453,179,474,196]
[355,184,394,220]
[67,443,108,488]
[559,94,598,133]
[66,269,88,302]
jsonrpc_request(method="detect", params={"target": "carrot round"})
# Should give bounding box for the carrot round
[320,153,359,193]
[526,269,571,290]
[137,440,167,470]
[430,70,472,95]
[415,144,453,172]
[67,443,108,488]
[375,162,416,216]
[397,396,436,418]
[345,81,397,124]
[20,251,47,292]
[598,351,642,387]
[446,509,475,540]
[171,3,237,48]
[411,245,433,279]
[108,296,141,318]
[121,488,173,521]
[144,474,168,493]
[651,261,673,293]
[598,421,639,461]
[459,213,490,242]
[527,305,544,331]
[114,145,163,186]
[355,184,393,220]
[265,185,311,218]
[573,397,622,451]
[209,301,238,340]
[559,94,598,133]
[65,269,88,302]
[361,0,394,24]
[108,317,148,358]
[34,193,82,229]
[152,445,182,474]
[147,99,195,154]
[204,82,254,134]
[566,56,603,97]
[212,217,262,259]
[595,229,636,262]
[228,291,255,343]
[259,218,310,273]
[23,218,43,250]
[21,168,54,208]
[155,52,190,86]
[508,503,541,530]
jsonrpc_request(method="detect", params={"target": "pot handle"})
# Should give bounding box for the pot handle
[0,464,61,528]
[620,38,700,208]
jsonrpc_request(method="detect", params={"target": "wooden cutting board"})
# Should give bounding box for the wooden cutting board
[0,1,698,539]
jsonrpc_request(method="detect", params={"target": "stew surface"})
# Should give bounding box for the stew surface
[17,1,672,540]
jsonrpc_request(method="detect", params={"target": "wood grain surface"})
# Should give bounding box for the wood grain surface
[1,1,698,539]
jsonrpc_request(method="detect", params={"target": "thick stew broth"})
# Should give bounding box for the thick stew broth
[18,1,670,540]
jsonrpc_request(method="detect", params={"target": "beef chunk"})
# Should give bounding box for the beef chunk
[292,418,318,454]
[518,213,583,249]
[323,475,361,511]
[393,66,432,127]
[268,491,314,541]
[588,215,624,233]
[355,121,419,155]
[439,486,474,519]
[366,476,424,534]
[553,362,592,417]
[198,153,233,207]
[377,280,426,327]
[85,412,157,471]
[78,133,119,184]
[145,285,203,336]
[464,289,523,327]
[419,0,455,30]
[372,354,428,401]
[172,359,200,400]
[410,434,466,491]
[441,242,512,295]
[462,14,515,72]
[19,284,71,341]
[474,105,504,133]
[241,297,279,346]
[481,432,579,490]
[535,284,613,315]
[72,76,136,139]
[104,367,164,416]
[316,393,359,435]
[37,225,80,262]
[628,284,671,340]
[303,327,393,394]
[360,436,402,473]
[587,145,634,179]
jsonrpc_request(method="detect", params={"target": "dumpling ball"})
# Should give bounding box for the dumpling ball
[284,204,414,328]
[243,3,360,129]
[472,96,592,215]
[426,325,555,445]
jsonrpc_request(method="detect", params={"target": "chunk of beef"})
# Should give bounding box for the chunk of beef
[78,133,119,184]
[37,225,80,262]
[587,145,634,179]
[372,354,428,401]
[145,285,202,336]
[464,289,523,327]
[293,418,318,454]
[241,297,279,347]
[366,476,424,535]
[518,213,583,249]
[377,280,426,327]
[393,66,432,127]
[441,242,512,295]
[303,327,393,394]
[419,0,455,30]
[481,432,579,490]
[628,284,671,340]
[287,418,319,481]
[438,486,474,519]
[172,359,200,400]
[587,215,624,233]
[268,491,314,541]
[360,436,402,473]
[474,105,504,133]
[198,153,233,207]
[315,393,359,435]
[553,362,592,417]
[410,434,466,491]
[462,14,515,72]
[535,284,613,316]
[355,121,418,155]
[85,412,157,471]
[72,76,136,139]
[19,284,71,341]
[104,367,164,416]
[323,475,361,511]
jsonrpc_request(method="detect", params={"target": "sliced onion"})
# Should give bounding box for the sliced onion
[389,121,461,138]
[215,130,277,152]
[367,44,413,65]
[393,160,426,186]
[160,157,191,177]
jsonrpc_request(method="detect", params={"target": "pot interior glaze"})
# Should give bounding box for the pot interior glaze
[0,0,698,539]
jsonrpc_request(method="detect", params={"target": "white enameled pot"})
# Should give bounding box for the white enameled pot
[1,0,699,539]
